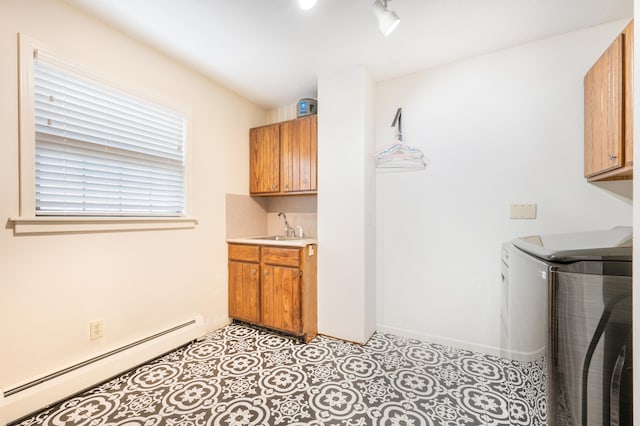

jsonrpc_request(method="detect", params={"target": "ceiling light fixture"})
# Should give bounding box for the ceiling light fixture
[373,0,400,36]
[298,0,318,10]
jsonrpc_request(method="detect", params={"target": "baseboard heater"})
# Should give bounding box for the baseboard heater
[0,315,205,425]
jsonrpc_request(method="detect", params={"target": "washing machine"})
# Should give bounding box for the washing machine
[502,226,632,425]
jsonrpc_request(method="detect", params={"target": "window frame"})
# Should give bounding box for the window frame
[13,34,197,234]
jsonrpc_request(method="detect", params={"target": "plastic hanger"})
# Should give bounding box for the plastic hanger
[376,108,426,169]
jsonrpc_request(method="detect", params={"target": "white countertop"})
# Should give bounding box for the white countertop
[227,236,318,247]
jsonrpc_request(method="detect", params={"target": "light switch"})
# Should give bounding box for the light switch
[510,203,537,219]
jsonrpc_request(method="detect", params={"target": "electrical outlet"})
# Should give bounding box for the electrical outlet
[89,320,104,340]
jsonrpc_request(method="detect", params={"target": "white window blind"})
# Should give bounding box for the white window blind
[33,51,186,216]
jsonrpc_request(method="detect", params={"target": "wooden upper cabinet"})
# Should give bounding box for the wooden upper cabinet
[281,115,318,193]
[250,115,317,196]
[624,21,633,172]
[584,20,633,181]
[250,124,280,194]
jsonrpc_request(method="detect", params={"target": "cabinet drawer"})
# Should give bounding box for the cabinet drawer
[228,244,260,262]
[262,246,301,267]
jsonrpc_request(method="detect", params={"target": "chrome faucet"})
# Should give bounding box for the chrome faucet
[277,212,295,237]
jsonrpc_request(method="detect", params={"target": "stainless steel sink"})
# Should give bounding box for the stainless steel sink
[250,235,301,241]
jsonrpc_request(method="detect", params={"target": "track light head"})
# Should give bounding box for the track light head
[373,0,400,36]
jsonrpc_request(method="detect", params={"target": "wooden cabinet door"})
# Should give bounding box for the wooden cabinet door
[250,124,280,194]
[261,265,302,334]
[624,21,633,169]
[228,261,260,323]
[281,115,317,193]
[584,34,624,177]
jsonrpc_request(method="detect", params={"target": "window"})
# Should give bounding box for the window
[33,51,186,216]
[14,35,196,233]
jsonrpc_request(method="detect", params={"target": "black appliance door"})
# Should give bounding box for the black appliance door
[548,270,632,426]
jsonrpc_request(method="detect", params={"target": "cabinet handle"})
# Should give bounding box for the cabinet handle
[609,154,618,161]
[252,268,256,274]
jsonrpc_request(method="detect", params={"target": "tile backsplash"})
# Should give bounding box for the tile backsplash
[267,212,317,238]
[226,193,317,239]
[225,193,268,238]
[266,195,317,237]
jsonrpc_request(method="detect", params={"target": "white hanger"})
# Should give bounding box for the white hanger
[376,108,426,170]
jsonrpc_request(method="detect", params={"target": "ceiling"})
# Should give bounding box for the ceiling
[64,0,632,108]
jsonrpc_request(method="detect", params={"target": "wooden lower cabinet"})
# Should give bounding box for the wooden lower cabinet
[228,243,317,342]
[228,261,260,324]
[261,265,302,333]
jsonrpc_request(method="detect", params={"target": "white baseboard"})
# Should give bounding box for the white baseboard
[498,345,546,363]
[376,324,504,357]
[1,315,205,425]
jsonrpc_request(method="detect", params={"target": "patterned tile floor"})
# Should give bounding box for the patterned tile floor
[13,324,546,425]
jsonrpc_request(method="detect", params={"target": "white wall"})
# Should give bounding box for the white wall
[375,19,633,354]
[632,1,639,420]
[317,67,376,344]
[0,0,264,393]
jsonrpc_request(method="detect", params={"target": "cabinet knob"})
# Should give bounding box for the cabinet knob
[284,184,288,189]
[609,154,618,161]
[272,184,277,190]
[252,268,256,274]
[264,271,268,276]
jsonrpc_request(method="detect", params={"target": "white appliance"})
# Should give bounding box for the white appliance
[501,241,548,362]
[501,226,633,425]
